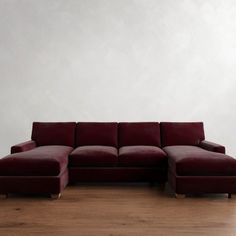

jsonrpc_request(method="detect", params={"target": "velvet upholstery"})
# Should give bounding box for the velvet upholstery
[160,122,205,147]
[164,145,236,176]
[11,140,36,154]
[0,146,73,176]
[199,140,225,154]
[118,122,161,147]
[76,122,118,147]
[119,146,167,167]
[32,122,76,147]
[69,146,118,167]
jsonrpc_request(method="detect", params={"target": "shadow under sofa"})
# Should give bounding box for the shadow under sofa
[0,121,235,199]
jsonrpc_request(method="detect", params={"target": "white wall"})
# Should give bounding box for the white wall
[0,0,236,156]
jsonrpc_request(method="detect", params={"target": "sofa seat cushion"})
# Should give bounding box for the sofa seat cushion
[0,146,73,176]
[69,146,118,167]
[118,146,167,167]
[163,145,236,176]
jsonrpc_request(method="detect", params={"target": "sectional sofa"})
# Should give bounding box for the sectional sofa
[0,121,235,199]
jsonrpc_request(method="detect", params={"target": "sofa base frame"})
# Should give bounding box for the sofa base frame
[0,169,68,197]
[169,170,236,196]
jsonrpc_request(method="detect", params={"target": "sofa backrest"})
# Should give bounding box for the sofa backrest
[118,122,161,147]
[160,122,205,147]
[32,122,76,147]
[76,122,118,147]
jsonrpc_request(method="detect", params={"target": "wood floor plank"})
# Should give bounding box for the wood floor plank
[0,184,235,236]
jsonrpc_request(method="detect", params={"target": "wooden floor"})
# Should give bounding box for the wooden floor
[0,183,236,236]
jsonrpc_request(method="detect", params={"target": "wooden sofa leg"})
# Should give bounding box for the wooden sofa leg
[228,193,235,199]
[175,193,186,199]
[51,193,61,200]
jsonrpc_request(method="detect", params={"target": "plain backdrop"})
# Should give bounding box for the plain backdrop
[0,0,236,156]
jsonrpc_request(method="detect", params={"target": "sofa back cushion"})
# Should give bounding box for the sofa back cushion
[160,122,205,147]
[32,122,76,147]
[76,122,118,147]
[118,122,161,147]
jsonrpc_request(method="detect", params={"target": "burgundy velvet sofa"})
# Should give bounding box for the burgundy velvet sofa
[0,121,235,199]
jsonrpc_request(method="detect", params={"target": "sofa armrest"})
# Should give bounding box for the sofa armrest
[199,140,225,154]
[11,140,36,154]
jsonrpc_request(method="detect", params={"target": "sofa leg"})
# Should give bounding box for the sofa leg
[50,193,61,199]
[0,194,8,199]
[175,193,186,199]
[228,193,235,199]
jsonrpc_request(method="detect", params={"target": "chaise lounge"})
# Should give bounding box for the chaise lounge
[0,121,235,199]
[161,122,236,198]
[0,122,76,199]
